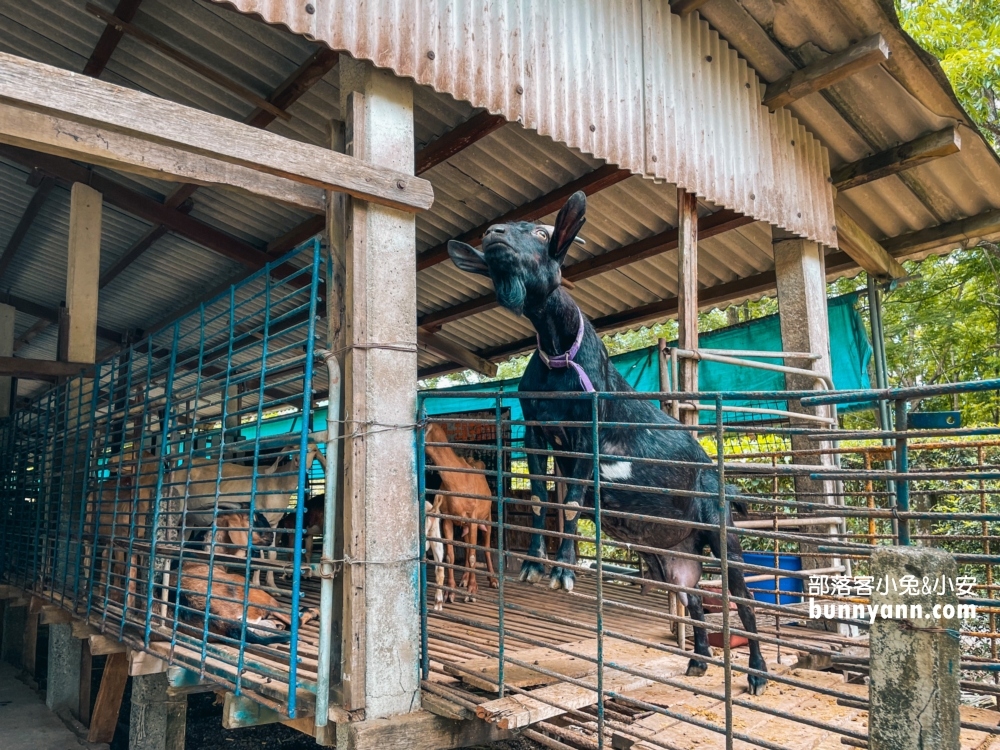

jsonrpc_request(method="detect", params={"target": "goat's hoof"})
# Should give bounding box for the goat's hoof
[519,561,546,584]
[464,594,476,603]
[489,578,499,589]
[686,659,708,677]
[433,602,443,612]
[549,567,575,592]
[747,675,767,696]
[446,591,456,604]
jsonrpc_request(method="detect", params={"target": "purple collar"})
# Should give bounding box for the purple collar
[536,308,595,393]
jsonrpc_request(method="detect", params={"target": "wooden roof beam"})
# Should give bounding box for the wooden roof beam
[0,172,55,282]
[0,145,273,270]
[12,318,51,353]
[0,52,432,212]
[0,356,92,382]
[416,111,506,175]
[881,207,1000,258]
[108,48,340,283]
[85,3,289,121]
[5,294,124,344]
[0,105,326,212]
[670,0,713,15]
[763,34,890,111]
[835,205,906,279]
[418,208,753,330]
[82,0,144,78]
[833,127,961,191]
[417,164,631,271]
[417,330,497,378]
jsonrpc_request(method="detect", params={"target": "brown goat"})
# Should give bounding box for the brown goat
[424,423,498,602]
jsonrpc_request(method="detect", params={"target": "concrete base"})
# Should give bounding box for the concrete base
[870,547,961,750]
[0,661,106,750]
[130,672,187,750]
[46,623,82,715]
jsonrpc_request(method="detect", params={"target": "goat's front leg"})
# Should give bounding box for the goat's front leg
[549,459,589,593]
[519,425,550,584]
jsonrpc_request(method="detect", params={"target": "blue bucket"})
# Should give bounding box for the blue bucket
[742,553,803,605]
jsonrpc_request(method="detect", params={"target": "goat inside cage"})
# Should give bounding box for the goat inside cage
[0,240,326,717]
[417,383,1000,749]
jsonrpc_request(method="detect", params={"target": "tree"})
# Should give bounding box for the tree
[896,0,1000,147]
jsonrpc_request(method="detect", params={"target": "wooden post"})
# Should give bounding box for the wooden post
[0,303,14,417]
[66,182,102,365]
[773,238,844,591]
[326,118,347,694]
[337,59,421,721]
[1,601,26,667]
[676,189,699,427]
[78,639,93,726]
[88,650,129,743]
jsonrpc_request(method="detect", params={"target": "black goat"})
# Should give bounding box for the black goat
[446,191,767,695]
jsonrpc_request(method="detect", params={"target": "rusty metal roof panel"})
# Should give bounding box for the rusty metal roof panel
[220,0,838,247]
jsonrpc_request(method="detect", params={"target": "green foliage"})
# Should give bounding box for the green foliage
[897,0,1000,147]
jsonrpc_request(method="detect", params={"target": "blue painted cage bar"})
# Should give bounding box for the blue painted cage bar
[417,380,1000,748]
[0,240,325,718]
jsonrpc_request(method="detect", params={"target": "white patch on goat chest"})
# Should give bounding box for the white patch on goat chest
[599,461,632,481]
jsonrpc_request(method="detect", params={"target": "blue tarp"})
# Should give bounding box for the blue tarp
[420,294,872,424]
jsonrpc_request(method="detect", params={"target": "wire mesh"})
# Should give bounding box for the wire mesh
[0,240,326,717]
[417,382,1000,749]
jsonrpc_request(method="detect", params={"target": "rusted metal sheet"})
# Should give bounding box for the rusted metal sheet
[218,0,837,247]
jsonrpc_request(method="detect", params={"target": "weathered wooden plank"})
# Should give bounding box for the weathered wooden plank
[39,606,73,625]
[418,330,498,377]
[0,355,89,381]
[127,648,166,676]
[415,111,506,175]
[477,651,687,730]
[835,205,906,279]
[763,34,890,111]
[0,51,433,213]
[421,691,474,721]
[85,3,289,121]
[0,104,326,212]
[88,651,128,743]
[833,127,961,191]
[881,207,1000,258]
[339,710,510,750]
[79,640,93,726]
[89,634,127,656]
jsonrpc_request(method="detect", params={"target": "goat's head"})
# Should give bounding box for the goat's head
[447,191,586,316]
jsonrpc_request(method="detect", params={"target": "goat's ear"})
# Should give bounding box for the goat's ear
[549,191,586,265]
[447,241,490,276]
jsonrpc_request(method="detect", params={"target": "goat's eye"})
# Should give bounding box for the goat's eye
[534,228,549,241]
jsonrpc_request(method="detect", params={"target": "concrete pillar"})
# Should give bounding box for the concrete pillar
[774,238,841,578]
[869,547,960,750]
[0,303,15,417]
[45,623,81,715]
[65,182,102,365]
[337,59,420,719]
[1,602,26,667]
[676,189,699,427]
[130,672,187,750]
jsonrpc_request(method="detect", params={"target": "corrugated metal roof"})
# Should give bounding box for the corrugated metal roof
[216,0,838,246]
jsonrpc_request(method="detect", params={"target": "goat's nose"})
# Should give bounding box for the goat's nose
[487,224,506,236]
